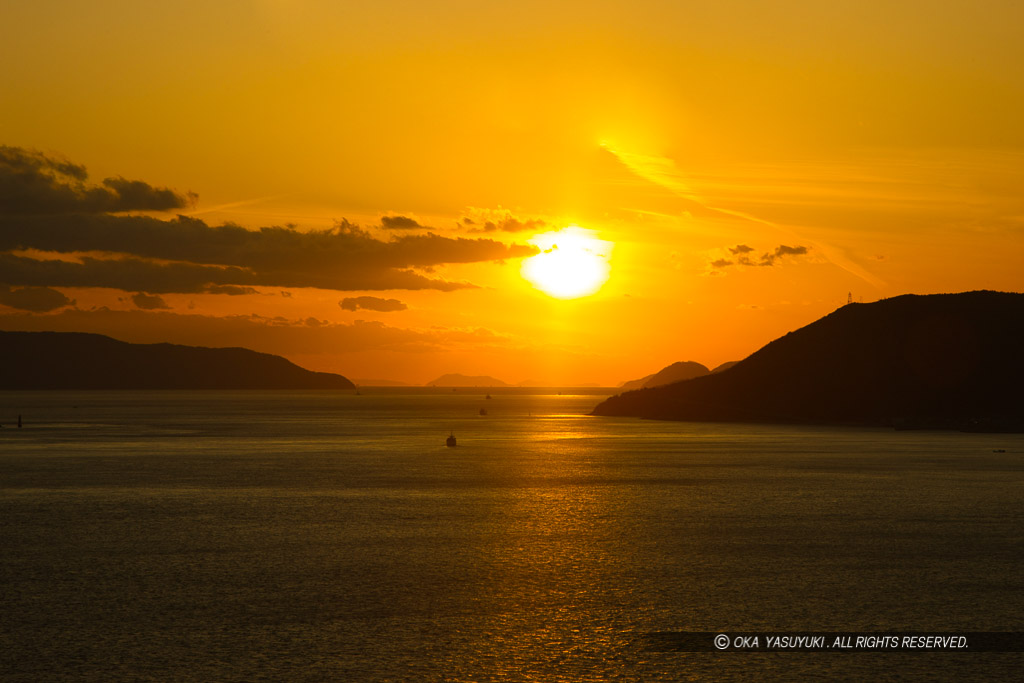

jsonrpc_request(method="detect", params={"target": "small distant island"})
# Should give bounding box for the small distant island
[593,291,1024,432]
[0,331,355,390]
[426,373,511,387]
[618,361,713,392]
[618,360,741,392]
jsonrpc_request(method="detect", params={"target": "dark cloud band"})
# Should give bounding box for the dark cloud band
[339,296,408,312]
[0,252,473,293]
[0,148,539,296]
[0,146,191,215]
[0,284,75,312]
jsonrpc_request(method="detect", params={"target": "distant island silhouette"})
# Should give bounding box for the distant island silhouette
[0,331,354,390]
[593,291,1024,432]
[426,373,511,387]
[710,360,739,374]
[618,360,712,392]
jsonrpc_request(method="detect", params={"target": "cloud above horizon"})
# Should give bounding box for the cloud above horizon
[0,145,193,215]
[0,284,75,312]
[0,148,538,298]
[760,244,809,266]
[339,296,408,312]
[459,209,547,233]
[379,215,424,230]
[711,244,811,269]
[130,292,171,310]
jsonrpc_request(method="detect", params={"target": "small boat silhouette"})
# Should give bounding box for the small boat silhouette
[485,393,492,400]
[446,433,457,447]
[479,407,487,416]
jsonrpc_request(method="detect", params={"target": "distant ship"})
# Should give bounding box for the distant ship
[479,407,488,416]
[446,433,457,447]
[485,393,492,400]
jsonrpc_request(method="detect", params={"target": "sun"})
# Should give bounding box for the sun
[521,226,612,299]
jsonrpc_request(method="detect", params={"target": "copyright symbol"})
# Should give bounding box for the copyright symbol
[714,634,730,650]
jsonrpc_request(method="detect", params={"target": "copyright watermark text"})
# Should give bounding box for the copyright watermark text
[646,632,1023,653]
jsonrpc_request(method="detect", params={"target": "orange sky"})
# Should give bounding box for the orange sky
[2,1,1023,385]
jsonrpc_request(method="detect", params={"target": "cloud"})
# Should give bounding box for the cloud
[759,244,809,266]
[202,284,259,295]
[710,244,811,269]
[380,215,424,230]
[478,217,545,233]
[130,292,171,310]
[0,250,473,293]
[0,251,257,293]
[0,212,536,294]
[0,145,192,215]
[339,296,408,312]
[0,285,75,312]
[0,307,515,355]
[0,149,539,297]
[460,209,546,233]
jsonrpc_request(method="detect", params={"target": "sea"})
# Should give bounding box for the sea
[1,389,1022,681]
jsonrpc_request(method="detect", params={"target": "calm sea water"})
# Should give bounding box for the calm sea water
[1,390,1022,681]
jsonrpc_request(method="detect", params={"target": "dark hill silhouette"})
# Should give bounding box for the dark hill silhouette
[619,361,710,392]
[0,331,354,389]
[710,360,740,374]
[617,372,656,392]
[593,291,1024,431]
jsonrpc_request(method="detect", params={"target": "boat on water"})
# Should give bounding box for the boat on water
[446,433,457,447]
[485,393,492,400]
[479,407,488,416]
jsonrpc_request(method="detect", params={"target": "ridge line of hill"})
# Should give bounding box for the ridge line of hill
[0,331,354,390]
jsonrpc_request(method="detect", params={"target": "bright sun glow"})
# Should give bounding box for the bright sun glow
[521,226,612,299]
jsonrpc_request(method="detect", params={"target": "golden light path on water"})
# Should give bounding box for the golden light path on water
[3,391,1023,680]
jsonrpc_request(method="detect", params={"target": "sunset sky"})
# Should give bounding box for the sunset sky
[2,1,1023,385]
